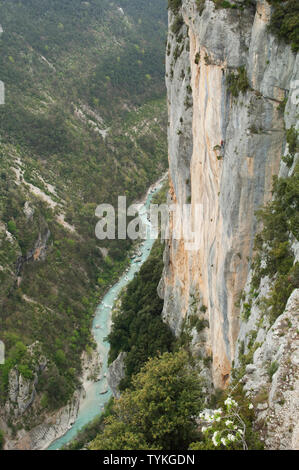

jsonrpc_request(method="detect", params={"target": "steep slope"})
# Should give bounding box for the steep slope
[161,0,298,442]
[0,0,168,448]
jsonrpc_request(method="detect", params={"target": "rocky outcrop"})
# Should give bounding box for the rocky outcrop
[107,352,127,399]
[6,367,39,417]
[161,0,298,390]
[3,342,47,419]
[1,344,101,450]
[16,227,51,276]
[81,348,102,384]
[238,289,299,449]
[3,388,82,450]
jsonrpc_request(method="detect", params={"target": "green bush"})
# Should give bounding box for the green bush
[107,240,174,389]
[0,340,35,399]
[250,161,299,323]
[268,361,279,380]
[226,66,250,97]
[195,52,201,64]
[7,220,17,235]
[168,0,182,13]
[268,0,299,52]
[90,351,205,450]
[171,15,184,36]
[190,395,263,450]
[286,126,299,156]
[213,0,238,9]
[0,429,5,450]
[242,301,252,322]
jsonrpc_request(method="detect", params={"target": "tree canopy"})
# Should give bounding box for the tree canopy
[90,350,205,450]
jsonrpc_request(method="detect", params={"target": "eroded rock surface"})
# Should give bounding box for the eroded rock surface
[107,352,127,399]
[162,0,298,388]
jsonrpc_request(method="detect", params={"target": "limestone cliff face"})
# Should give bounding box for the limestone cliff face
[161,0,298,390]
[107,352,127,399]
[236,288,299,449]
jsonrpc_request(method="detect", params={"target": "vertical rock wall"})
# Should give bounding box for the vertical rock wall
[161,0,298,388]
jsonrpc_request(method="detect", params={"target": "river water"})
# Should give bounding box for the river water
[48,177,165,450]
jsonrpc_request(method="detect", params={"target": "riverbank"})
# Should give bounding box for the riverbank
[46,174,167,450]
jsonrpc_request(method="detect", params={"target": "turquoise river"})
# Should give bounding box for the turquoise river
[48,176,165,450]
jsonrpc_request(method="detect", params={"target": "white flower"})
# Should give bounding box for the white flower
[201,426,208,433]
[224,397,237,408]
[248,403,254,410]
[225,420,233,426]
[215,416,221,422]
[227,433,236,442]
[221,438,227,446]
[212,431,219,447]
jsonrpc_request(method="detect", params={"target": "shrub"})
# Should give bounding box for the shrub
[226,66,250,97]
[242,301,252,322]
[190,396,263,450]
[204,54,211,65]
[168,0,182,13]
[195,52,201,64]
[289,262,299,288]
[268,361,279,380]
[286,126,298,156]
[90,351,205,450]
[250,162,299,323]
[7,220,17,235]
[107,240,173,389]
[213,0,238,9]
[171,15,184,36]
[0,429,4,450]
[268,0,299,52]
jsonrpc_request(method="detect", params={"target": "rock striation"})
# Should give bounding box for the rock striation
[161,0,298,390]
[107,352,127,399]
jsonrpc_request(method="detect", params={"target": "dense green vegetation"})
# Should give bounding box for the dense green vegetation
[90,350,205,450]
[226,66,250,98]
[282,126,299,167]
[107,239,173,390]
[65,206,173,449]
[90,350,262,450]
[106,181,174,390]
[168,0,182,14]
[268,0,299,52]
[169,0,299,53]
[0,0,168,430]
[189,391,263,450]
[0,429,4,450]
[250,161,299,324]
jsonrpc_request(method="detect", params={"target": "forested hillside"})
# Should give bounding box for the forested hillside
[0,0,168,442]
